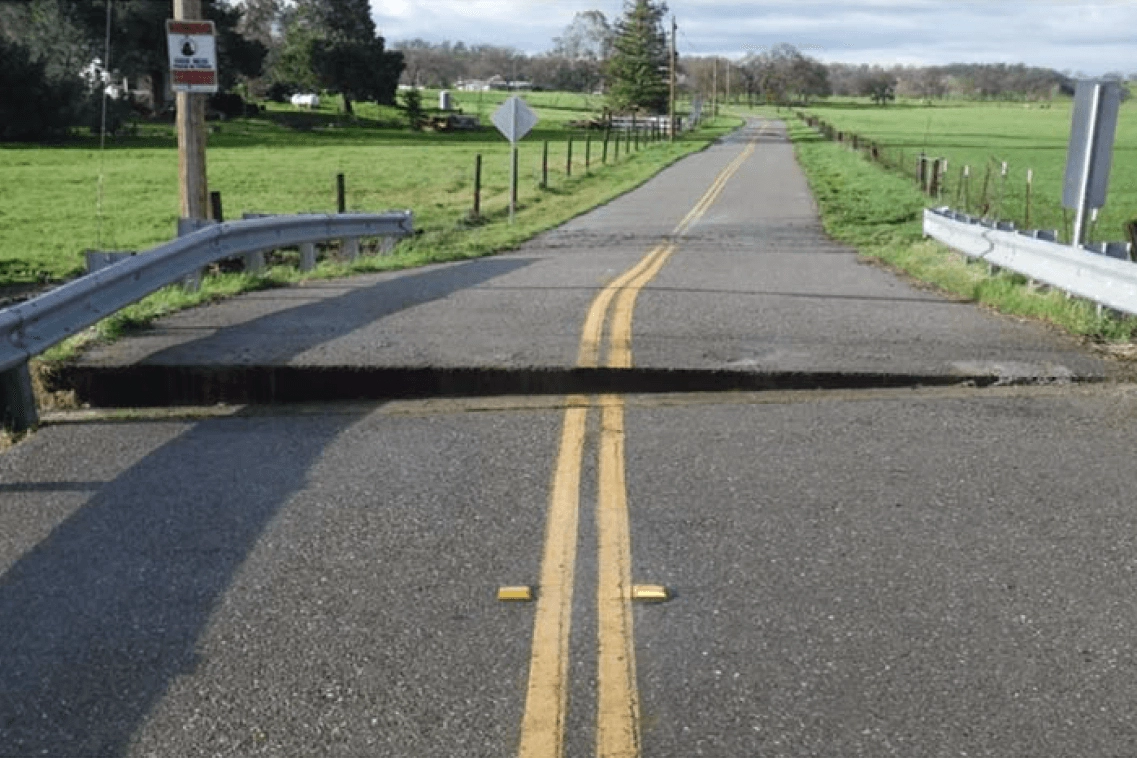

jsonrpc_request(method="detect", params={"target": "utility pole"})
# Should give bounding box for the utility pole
[711,57,717,119]
[668,15,676,142]
[174,0,208,222]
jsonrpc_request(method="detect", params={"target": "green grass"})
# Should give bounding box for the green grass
[0,91,717,286]
[9,98,737,360]
[776,111,1137,342]
[796,98,1137,245]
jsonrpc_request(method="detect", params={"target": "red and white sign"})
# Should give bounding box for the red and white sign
[166,19,218,93]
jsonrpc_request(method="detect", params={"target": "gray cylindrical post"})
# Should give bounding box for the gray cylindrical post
[0,363,38,433]
[336,173,346,213]
[474,153,482,217]
[299,242,317,271]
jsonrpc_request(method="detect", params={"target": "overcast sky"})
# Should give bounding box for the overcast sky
[372,1,1137,76]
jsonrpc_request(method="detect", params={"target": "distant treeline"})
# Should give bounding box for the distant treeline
[398,37,1134,104]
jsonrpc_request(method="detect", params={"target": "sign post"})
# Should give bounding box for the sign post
[491,96,539,224]
[1063,79,1122,248]
[168,0,217,227]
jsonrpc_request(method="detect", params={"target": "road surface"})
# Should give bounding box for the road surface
[3,120,1137,757]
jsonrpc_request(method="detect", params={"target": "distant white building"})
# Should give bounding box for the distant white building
[455,76,533,92]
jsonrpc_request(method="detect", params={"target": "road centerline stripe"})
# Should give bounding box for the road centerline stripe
[517,396,589,758]
[516,120,766,758]
[596,394,641,758]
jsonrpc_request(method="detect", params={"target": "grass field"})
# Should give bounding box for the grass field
[795,99,1137,245]
[0,90,719,287]
[755,101,1137,343]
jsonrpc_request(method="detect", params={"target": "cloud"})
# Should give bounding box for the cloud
[372,1,1137,74]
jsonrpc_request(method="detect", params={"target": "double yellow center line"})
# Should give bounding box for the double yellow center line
[519,122,764,758]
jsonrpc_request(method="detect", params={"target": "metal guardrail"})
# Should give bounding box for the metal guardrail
[0,211,413,431]
[924,207,1137,316]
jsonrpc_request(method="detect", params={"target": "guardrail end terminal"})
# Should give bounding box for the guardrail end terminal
[1,362,38,433]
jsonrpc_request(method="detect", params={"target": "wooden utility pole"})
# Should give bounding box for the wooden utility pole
[711,58,717,119]
[668,16,677,142]
[174,0,208,222]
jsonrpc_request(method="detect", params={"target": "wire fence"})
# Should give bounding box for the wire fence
[794,111,1137,250]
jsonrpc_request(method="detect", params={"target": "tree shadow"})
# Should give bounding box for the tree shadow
[138,256,535,366]
[0,408,371,755]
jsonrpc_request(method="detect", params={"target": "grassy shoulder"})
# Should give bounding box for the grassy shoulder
[39,115,742,363]
[781,115,1137,343]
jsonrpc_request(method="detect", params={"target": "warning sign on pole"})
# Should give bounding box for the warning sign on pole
[167,19,218,93]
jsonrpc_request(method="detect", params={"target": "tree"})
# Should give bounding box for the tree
[861,72,897,105]
[401,88,424,130]
[0,35,87,141]
[553,11,613,61]
[273,0,404,114]
[605,0,668,113]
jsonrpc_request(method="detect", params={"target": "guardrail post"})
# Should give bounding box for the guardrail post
[1,362,38,433]
[299,242,317,272]
[379,236,396,255]
[177,217,214,291]
[342,237,360,262]
[244,250,266,274]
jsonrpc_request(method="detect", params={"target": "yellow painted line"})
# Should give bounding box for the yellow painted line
[577,243,670,368]
[517,396,589,758]
[606,243,676,369]
[578,119,768,369]
[517,120,768,758]
[596,394,641,758]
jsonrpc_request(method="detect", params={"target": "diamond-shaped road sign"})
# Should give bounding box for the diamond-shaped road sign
[492,96,539,144]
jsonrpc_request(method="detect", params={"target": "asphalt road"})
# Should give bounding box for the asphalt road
[3,119,1136,757]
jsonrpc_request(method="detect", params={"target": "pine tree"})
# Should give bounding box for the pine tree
[605,0,668,113]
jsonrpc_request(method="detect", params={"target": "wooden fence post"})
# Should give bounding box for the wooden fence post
[473,153,482,217]
[541,142,548,189]
[567,136,573,177]
[602,130,609,164]
[336,173,346,213]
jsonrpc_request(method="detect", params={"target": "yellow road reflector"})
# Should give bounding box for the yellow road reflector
[631,584,671,602]
[498,586,535,602]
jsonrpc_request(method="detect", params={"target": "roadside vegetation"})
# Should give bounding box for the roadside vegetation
[766,102,1137,344]
[22,99,737,363]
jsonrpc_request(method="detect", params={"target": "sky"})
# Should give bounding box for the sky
[372,1,1137,76]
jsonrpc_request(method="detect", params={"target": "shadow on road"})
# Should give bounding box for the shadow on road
[140,256,536,365]
[0,409,370,755]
